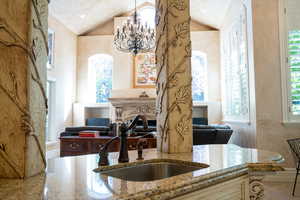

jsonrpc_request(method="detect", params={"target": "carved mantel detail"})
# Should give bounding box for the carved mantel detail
[109,97,156,122]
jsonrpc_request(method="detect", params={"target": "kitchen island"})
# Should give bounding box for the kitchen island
[0,144,283,200]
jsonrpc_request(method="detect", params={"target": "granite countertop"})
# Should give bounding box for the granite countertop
[0,144,284,200]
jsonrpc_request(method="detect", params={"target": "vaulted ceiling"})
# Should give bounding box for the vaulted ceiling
[49,0,232,35]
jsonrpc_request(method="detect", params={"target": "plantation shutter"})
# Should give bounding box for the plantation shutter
[222,6,249,121]
[287,0,300,115]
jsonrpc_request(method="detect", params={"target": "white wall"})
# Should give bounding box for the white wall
[48,15,77,141]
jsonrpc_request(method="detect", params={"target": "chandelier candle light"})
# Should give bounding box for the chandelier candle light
[114,0,155,55]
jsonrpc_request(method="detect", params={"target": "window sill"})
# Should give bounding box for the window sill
[193,101,208,106]
[222,119,251,125]
[84,103,110,108]
[282,121,300,127]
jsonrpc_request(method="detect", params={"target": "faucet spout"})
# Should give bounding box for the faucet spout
[118,115,148,163]
[98,115,149,165]
[127,115,148,131]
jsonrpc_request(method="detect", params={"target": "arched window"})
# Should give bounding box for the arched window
[192,51,207,102]
[88,54,113,103]
[139,6,155,28]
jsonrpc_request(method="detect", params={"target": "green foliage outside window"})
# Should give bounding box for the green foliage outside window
[289,30,300,114]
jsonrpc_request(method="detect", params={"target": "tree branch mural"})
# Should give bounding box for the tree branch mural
[32,0,48,55]
[0,18,48,113]
[0,143,23,178]
[0,0,48,177]
[0,75,47,171]
[156,0,192,152]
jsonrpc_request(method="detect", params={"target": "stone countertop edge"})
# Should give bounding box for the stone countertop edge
[116,163,283,200]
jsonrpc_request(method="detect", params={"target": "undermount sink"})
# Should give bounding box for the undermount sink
[95,159,209,182]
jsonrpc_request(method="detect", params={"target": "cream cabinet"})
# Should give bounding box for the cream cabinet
[173,175,249,200]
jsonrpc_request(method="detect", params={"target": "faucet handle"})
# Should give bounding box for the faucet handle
[136,138,148,160]
[98,136,119,166]
[98,146,109,166]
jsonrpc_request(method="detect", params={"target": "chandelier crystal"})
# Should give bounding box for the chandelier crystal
[114,1,155,55]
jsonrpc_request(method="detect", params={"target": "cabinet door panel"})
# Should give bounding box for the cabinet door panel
[173,175,249,200]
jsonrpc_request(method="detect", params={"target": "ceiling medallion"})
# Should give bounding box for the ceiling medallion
[114,0,155,55]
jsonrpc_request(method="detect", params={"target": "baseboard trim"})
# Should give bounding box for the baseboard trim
[264,168,299,183]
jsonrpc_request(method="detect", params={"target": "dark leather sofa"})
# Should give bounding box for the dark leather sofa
[132,117,208,133]
[193,124,233,145]
[132,120,157,134]
[193,117,208,126]
[60,118,115,137]
[131,118,232,145]
[60,118,233,145]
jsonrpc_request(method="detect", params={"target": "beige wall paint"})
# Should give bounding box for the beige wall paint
[76,34,156,101]
[77,19,222,124]
[83,16,216,37]
[76,33,222,102]
[77,17,156,104]
[190,20,218,31]
[220,0,257,149]
[48,15,77,140]
[83,18,114,36]
[252,0,299,167]
[191,31,222,124]
[77,35,114,103]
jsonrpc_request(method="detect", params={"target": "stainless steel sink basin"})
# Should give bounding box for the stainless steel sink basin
[96,159,209,182]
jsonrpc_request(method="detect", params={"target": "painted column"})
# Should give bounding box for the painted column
[155,0,193,153]
[0,0,48,178]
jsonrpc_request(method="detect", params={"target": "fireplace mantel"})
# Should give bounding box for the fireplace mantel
[108,97,156,122]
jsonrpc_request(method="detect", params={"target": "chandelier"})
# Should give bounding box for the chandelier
[114,0,155,55]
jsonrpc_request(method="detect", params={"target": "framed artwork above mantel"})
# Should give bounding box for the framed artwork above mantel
[132,53,156,88]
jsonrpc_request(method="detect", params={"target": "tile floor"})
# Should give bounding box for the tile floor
[264,181,300,200]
